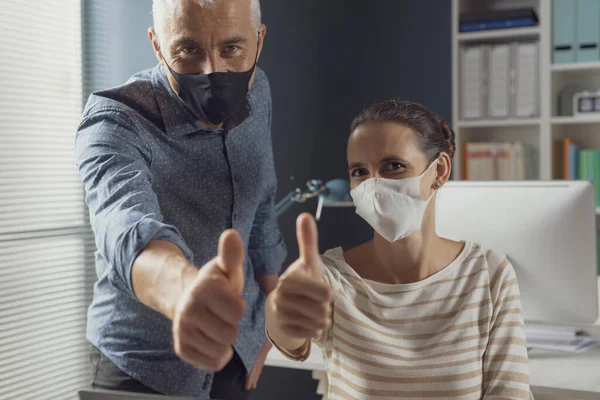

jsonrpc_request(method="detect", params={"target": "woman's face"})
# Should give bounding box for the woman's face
[347,122,438,199]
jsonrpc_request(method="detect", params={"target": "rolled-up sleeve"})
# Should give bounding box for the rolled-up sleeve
[248,89,286,277]
[75,107,193,298]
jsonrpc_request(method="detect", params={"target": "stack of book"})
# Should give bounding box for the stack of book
[462,142,536,180]
[553,138,600,208]
[459,8,538,32]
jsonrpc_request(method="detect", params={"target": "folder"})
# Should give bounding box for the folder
[553,0,576,63]
[576,0,600,62]
[568,139,579,180]
[579,149,589,180]
[514,142,526,180]
[596,151,600,206]
[553,139,564,179]
[488,44,511,118]
[513,42,539,118]
[460,45,487,120]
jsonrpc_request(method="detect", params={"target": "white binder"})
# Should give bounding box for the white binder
[513,42,539,118]
[460,45,488,120]
[488,44,511,118]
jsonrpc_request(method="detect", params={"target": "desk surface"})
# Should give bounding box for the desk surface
[265,345,600,393]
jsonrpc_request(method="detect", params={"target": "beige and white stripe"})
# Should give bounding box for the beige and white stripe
[272,241,532,400]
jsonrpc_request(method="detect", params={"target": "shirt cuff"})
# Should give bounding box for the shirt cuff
[248,236,286,276]
[108,218,194,297]
[266,328,311,362]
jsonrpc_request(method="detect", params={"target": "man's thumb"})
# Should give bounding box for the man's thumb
[217,229,245,295]
[296,213,320,277]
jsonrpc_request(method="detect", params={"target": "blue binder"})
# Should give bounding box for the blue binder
[460,18,537,32]
[569,143,578,180]
[576,0,600,62]
[553,0,576,64]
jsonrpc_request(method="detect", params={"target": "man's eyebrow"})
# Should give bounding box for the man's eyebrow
[348,162,364,170]
[218,36,248,47]
[171,36,202,49]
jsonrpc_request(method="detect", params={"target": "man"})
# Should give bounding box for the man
[75,0,285,398]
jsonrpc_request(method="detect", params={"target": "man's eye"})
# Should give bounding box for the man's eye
[222,45,239,53]
[182,46,199,54]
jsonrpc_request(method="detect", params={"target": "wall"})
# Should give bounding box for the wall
[262,0,452,263]
[253,1,451,399]
[83,0,156,94]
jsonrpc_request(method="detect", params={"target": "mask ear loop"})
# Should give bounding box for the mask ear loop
[427,155,442,190]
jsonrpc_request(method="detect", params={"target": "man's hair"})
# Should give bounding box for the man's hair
[152,0,262,34]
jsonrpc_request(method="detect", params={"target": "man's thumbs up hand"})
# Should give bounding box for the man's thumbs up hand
[172,229,246,371]
[216,229,245,295]
[270,214,333,340]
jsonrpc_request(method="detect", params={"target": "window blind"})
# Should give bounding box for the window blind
[0,1,97,399]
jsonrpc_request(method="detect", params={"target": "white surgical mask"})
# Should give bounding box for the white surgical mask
[350,160,439,242]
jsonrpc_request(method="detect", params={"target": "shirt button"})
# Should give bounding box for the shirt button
[233,213,238,222]
[202,374,212,390]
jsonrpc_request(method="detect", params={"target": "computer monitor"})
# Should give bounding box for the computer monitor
[436,181,598,325]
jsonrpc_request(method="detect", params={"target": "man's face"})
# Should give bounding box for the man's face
[149,0,266,92]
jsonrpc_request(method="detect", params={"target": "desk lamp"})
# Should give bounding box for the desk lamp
[275,179,353,220]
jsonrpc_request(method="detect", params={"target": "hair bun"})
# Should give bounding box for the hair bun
[435,116,456,159]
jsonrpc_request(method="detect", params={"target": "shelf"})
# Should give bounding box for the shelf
[458,119,541,128]
[551,116,600,125]
[457,27,540,42]
[551,61,600,73]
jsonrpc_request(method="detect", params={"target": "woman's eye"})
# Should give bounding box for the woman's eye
[351,168,368,178]
[385,162,404,171]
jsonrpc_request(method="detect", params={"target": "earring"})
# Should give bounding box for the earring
[432,182,441,190]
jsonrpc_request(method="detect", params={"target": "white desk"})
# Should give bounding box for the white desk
[265,278,600,399]
[266,345,600,399]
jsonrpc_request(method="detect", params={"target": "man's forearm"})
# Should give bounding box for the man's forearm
[131,239,197,320]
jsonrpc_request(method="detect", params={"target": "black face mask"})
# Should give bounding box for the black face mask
[163,45,258,126]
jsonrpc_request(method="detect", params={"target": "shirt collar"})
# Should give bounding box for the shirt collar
[151,64,226,137]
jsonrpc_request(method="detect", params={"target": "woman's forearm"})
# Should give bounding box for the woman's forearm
[265,292,311,352]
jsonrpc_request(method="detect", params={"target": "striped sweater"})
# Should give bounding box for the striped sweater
[276,242,532,400]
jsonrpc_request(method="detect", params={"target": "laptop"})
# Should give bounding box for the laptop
[78,389,200,400]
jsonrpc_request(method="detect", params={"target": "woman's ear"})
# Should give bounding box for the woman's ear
[435,152,452,187]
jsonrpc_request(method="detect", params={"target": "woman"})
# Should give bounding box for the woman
[266,100,532,399]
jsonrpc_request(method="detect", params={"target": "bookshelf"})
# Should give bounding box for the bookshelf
[453,0,600,183]
[457,118,541,128]
[457,26,540,42]
[452,0,600,231]
[452,0,550,181]
[552,116,600,125]
[551,61,600,72]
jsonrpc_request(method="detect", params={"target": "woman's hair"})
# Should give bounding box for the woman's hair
[350,100,456,160]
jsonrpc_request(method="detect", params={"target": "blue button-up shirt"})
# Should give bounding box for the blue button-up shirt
[75,64,286,397]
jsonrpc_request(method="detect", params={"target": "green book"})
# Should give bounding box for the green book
[597,232,600,275]
[578,149,588,180]
[595,151,600,207]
